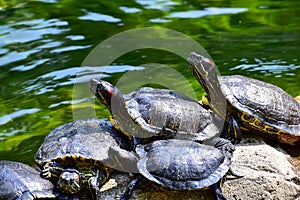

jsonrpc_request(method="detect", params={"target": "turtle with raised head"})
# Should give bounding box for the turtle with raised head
[0,160,57,199]
[35,119,138,200]
[90,79,220,146]
[119,137,236,200]
[188,52,300,145]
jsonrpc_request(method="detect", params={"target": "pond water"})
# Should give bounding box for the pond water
[0,0,299,165]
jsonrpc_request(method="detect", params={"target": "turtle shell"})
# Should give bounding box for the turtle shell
[34,119,139,198]
[219,75,300,145]
[0,160,57,199]
[125,87,219,141]
[35,118,134,175]
[136,139,232,190]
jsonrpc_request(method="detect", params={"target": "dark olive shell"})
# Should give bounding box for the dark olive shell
[35,119,132,171]
[136,139,231,190]
[219,75,300,145]
[126,87,219,141]
[0,160,56,199]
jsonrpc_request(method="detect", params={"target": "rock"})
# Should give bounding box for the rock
[96,138,300,200]
[98,172,216,200]
[223,138,300,200]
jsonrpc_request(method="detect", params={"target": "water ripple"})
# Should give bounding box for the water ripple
[66,35,85,41]
[149,18,172,23]
[0,19,69,46]
[230,59,300,77]
[136,0,179,11]
[79,9,121,22]
[0,49,39,67]
[167,7,248,18]
[119,6,141,14]
[0,18,69,69]
[0,108,41,126]
[20,65,144,95]
[50,44,91,53]
[11,59,50,72]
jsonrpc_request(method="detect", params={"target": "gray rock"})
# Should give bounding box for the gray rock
[223,138,300,200]
[98,172,216,200]
[97,138,300,200]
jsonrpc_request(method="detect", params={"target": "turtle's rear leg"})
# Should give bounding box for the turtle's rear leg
[89,176,100,200]
[221,116,242,144]
[89,170,110,200]
[117,178,143,200]
[211,181,228,200]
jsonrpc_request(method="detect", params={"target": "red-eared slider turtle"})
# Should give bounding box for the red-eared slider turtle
[90,79,220,146]
[188,52,300,145]
[34,119,138,200]
[0,160,57,199]
[119,137,235,200]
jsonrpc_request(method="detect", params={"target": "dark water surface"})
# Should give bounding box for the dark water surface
[0,0,299,165]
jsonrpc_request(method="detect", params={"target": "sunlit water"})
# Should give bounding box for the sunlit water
[0,0,299,164]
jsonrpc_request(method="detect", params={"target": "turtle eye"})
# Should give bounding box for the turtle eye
[203,58,213,66]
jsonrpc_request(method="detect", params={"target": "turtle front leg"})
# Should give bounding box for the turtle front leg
[108,146,139,173]
[204,137,235,154]
[131,137,141,150]
[224,168,244,180]
[88,170,109,200]
[211,181,228,200]
[88,176,100,200]
[117,178,143,200]
[221,116,242,144]
[42,161,64,179]
[228,116,242,144]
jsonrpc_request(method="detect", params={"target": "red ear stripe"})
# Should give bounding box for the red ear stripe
[203,58,213,66]
[108,89,113,96]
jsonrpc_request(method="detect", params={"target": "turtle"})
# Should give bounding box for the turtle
[34,119,138,200]
[119,137,236,200]
[188,52,300,145]
[0,160,57,199]
[89,78,220,146]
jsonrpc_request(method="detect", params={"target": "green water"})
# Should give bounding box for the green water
[0,0,299,165]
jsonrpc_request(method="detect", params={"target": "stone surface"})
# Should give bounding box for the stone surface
[96,138,300,200]
[98,172,216,200]
[223,138,300,200]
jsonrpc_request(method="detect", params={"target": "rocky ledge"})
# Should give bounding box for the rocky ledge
[97,138,300,200]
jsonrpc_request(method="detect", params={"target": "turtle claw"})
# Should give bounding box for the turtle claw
[42,162,53,178]
[222,144,235,154]
[42,170,52,179]
[41,162,63,179]
[115,195,127,200]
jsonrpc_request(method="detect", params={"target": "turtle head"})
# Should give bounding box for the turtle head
[188,52,227,120]
[57,169,81,194]
[187,52,218,94]
[90,78,121,112]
